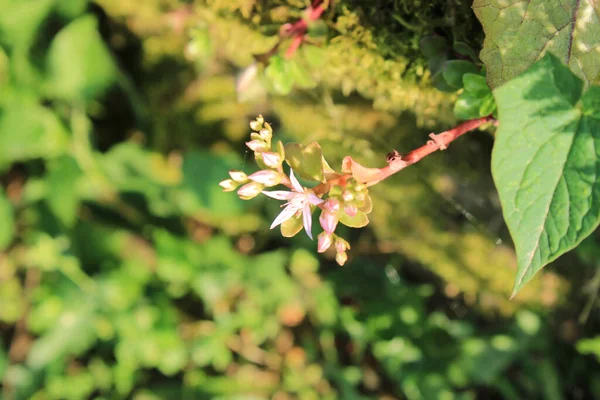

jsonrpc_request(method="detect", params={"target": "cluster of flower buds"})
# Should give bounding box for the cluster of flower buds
[220,115,376,266]
[219,115,286,199]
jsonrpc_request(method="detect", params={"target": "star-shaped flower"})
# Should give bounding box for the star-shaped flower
[262,170,324,239]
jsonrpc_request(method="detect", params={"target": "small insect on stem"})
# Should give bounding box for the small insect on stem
[386,150,402,163]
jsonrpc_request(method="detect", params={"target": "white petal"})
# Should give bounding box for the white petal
[262,190,294,200]
[289,170,304,193]
[302,202,313,240]
[270,205,300,229]
[307,192,324,205]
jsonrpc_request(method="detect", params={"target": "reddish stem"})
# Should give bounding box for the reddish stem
[283,1,327,58]
[381,115,496,180]
[311,116,496,195]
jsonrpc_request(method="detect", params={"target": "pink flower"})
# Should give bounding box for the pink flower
[262,170,324,239]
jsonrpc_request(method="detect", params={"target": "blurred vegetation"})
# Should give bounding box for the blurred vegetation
[1,0,600,399]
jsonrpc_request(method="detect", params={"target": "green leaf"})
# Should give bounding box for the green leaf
[338,211,369,228]
[442,60,479,89]
[307,19,328,39]
[281,214,303,237]
[0,0,54,48]
[478,93,496,117]
[491,53,600,296]
[302,142,325,182]
[0,100,69,169]
[473,0,600,88]
[0,188,14,251]
[284,143,304,172]
[419,35,448,59]
[264,55,294,95]
[46,156,82,228]
[463,73,491,98]
[288,59,316,89]
[453,41,479,62]
[431,71,455,93]
[284,142,325,182]
[454,92,483,121]
[46,15,117,100]
[301,45,326,67]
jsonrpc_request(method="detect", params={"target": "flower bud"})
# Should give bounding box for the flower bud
[229,170,248,183]
[219,179,238,192]
[237,182,264,200]
[329,185,343,198]
[259,128,272,143]
[335,251,348,266]
[246,140,269,152]
[354,184,366,192]
[319,210,338,234]
[323,198,340,212]
[248,170,282,187]
[317,232,333,253]
[334,237,351,253]
[344,204,358,217]
[261,152,282,168]
[250,115,264,131]
[342,190,354,202]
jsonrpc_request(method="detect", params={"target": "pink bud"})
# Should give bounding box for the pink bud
[229,170,248,183]
[319,210,338,234]
[335,251,348,266]
[317,232,333,253]
[248,170,281,187]
[246,140,268,152]
[344,204,358,217]
[335,237,350,253]
[237,182,264,200]
[323,198,340,212]
[219,179,238,192]
[261,152,282,168]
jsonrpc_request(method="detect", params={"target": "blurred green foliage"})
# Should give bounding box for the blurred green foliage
[1,0,600,399]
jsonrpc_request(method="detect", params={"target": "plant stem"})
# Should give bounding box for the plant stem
[379,115,496,181]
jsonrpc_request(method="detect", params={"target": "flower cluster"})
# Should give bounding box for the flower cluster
[220,115,377,266]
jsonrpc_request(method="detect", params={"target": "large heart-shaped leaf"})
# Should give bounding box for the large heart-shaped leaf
[492,53,600,296]
[473,0,600,88]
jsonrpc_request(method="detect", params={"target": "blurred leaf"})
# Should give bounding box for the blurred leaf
[301,45,326,67]
[264,55,294,95]
[442,60,479,90]
[46,15,117,100]
[178,151,246,217]
[27,298,97,369]
[0,188,14,250]
[453,41,479,62]
[284,143,304,172]
[288,59,316,89]
[0,99,69,168]
[46,155,82,228]
[419,35,447,59]
[431,70,454,93]
[0,0,54,47]
[307,20,328,39]
[55,0,89,19]
[577,337,600,362]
